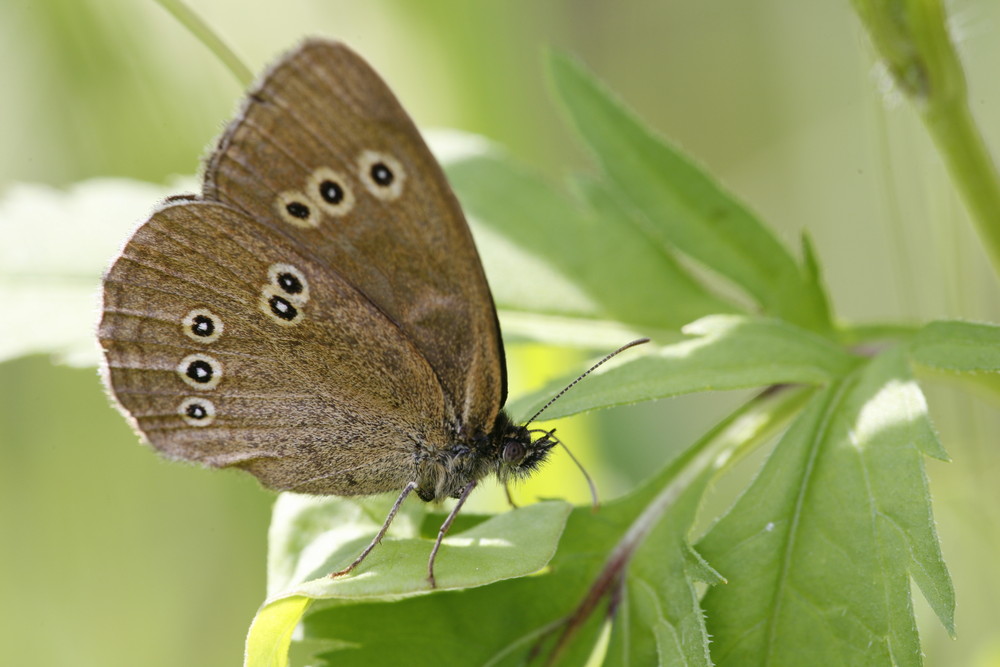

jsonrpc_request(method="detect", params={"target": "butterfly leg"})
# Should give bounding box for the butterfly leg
[426,480,477,588]
[329,480,418,579]
[503,482,519,508]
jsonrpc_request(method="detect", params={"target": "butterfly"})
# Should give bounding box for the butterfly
[98,38,644,586]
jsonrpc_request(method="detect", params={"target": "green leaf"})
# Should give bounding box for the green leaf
[286,494,638,667]
[697,349,954,666]
[508,315,857,422]
[795,232,834,333]
[295,531,602,667]
[547,51,833,333]
[910,319,1000,372]
[266,494,571,598]
[603,469,717,667]
[600,389,811,667]
[429,130,605,324]
[442,141,735,330]
[245,495,572,666]
[245,595,313,667]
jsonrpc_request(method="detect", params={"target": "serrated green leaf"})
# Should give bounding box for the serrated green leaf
[685,543,726,587]
[616,581,668,666]
[604,467,716,667]
[443,144,734,329]
[508,315,857,422]
[547,51,832,333]
[697,349,954,666]
[265,493,428,598]
[910,319,1000,372]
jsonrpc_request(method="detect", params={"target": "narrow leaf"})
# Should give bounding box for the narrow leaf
[508,315,857,421]
[443,144,735,329]
[547,52,832,332]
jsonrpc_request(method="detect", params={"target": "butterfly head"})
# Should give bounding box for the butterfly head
[491,414,556,485]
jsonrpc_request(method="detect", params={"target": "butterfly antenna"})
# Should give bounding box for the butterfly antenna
[524,338,650,426]
[524,338,649,513]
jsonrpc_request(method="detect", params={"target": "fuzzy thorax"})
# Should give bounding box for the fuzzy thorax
[414,410,555,502]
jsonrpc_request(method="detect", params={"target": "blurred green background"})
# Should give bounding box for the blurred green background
[2,1,999,665]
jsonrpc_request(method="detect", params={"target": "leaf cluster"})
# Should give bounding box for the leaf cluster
[245,49,1000,667]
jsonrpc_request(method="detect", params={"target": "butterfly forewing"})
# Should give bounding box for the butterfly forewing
[202,39,505,435]
[100,202,448,494]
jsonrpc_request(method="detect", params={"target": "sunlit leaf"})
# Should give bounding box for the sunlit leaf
[698,349,954,666]
[247,495,572,666]
[508,315,857,422]
[245,595,313,667]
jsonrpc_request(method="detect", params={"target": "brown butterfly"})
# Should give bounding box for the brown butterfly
[99,38,644,586]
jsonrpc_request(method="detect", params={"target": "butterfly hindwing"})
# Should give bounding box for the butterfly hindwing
[99,201,448,494]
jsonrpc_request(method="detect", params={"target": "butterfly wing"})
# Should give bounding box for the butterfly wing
[202,39,505,436]
[100,201,448,495]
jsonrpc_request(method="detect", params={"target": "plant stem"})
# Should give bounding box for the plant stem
[923,97,1000,278]
[852,0,1000,281]
[154,0,253,87]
